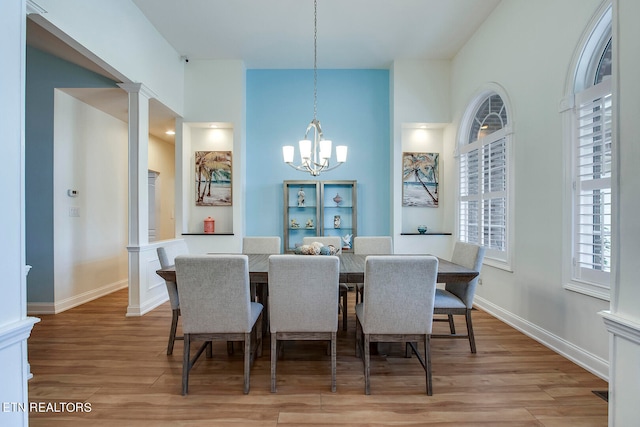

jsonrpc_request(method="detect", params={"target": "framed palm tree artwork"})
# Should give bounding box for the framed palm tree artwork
[195,151,232,206]
[402,152,439,207]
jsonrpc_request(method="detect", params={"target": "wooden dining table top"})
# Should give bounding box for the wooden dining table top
[155,253,479,284]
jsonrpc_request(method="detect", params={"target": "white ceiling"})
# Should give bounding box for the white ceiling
[27,0,501,142]
[132,0,501,68]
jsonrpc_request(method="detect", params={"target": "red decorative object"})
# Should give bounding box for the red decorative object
[204,217,215,234]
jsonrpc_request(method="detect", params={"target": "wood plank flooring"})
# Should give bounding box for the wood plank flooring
[27,289,608,426]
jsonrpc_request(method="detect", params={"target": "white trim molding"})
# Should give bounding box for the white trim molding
[26,280,128,315]
[600,310,640,344]
[25,0,46,15]
[475,296,609,380]
[0,318,40,352]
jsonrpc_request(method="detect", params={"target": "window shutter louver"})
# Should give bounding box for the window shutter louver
[573,79,612,286]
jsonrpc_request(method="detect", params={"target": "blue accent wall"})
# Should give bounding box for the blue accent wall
[25,46,117,302]
[246,69,390,239]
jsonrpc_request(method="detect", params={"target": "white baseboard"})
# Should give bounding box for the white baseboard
[474,296,609,381]
[126,293,168,317]
[27,280,128,315]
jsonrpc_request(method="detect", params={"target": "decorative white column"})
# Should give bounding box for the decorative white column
[1,1,40,426]
[118,83,166,316]
[119,83,154,246]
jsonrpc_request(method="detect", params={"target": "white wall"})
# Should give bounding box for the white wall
[0,1,38,425]
[181,60,246,254]
[391,60,453,258]
[604,0,640,424]
[449,0,609,378]
[31,0,184,115]
[49,90,129,312]
[148,134,176,241]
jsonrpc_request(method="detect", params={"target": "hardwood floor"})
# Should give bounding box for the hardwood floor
[27,289,608,426]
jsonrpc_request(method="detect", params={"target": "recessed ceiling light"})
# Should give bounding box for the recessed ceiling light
[165,130,176,135]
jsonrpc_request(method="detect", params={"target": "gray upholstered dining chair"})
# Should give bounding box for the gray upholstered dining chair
[175,254,263,395]
[301,236,348,331]
[157,242,189,355]
[433,241,485,353]
[352,236,393,304]
[242,236,281,333]
[355,255,438,395]
[268,254,340,392]
[242,236,281,255]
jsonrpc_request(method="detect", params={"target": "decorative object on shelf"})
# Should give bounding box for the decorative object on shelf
[334,215,341,229]
[332,193,343,206]
[342,234,353,250]
[306,218,314,228]
[281,0,347,177]
[402,152,439,207]
[203,216,215,234]
[297,187,305,207]
[195,151,232,206]
[290,218,300,228]
[417,225,428,234]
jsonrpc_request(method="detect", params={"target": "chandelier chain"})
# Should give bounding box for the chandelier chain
[313,0,318,121]
[282,0,346,176]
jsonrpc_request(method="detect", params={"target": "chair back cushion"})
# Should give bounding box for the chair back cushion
[157,243,189,310]
[175,255,257,334]
[445,242,485,307]
[362,255,438,335]
[302,236,342,254]
[268,254,340,333]
[242,236,281,254]
[157,241,189,268]
[353,236,393,255]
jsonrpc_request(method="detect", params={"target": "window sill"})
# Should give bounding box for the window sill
[483,257,513,273]
[564,281,610,301]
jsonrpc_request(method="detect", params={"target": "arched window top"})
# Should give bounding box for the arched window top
[468,93,508,144]
[574,4,612,92]
[594,37,612,85]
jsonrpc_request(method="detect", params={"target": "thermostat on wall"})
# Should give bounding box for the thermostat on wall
[67,189,79,197]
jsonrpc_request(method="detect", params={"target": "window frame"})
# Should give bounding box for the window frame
[456,85,514,271]
[560,2,612,301]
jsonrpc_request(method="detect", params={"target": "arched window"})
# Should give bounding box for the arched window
[458,87,512,266]
[563,3,612,299]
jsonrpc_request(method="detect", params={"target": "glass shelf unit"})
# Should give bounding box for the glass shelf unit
[283,180,357,253]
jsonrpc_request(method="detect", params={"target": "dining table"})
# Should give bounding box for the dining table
[155,253,479,285]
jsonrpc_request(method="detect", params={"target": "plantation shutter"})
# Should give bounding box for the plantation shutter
[573,78,612,286]
[459,126,508,259]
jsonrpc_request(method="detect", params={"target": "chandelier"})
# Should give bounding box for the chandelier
[282,0,347,176]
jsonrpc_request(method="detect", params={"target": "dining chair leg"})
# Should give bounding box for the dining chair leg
[256,312,263,358]
[270,333,277,392]
[424,334,433,396]
[182,334,191,396]
[355,318,362,358]
[167,309,179,355]
[364,334,371,395]
[340,286,348,331]
[243,332,251,394]
[331,332,337,392]
[205,341,213,358]
[465,309,477,354]
[447,314,456,334]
